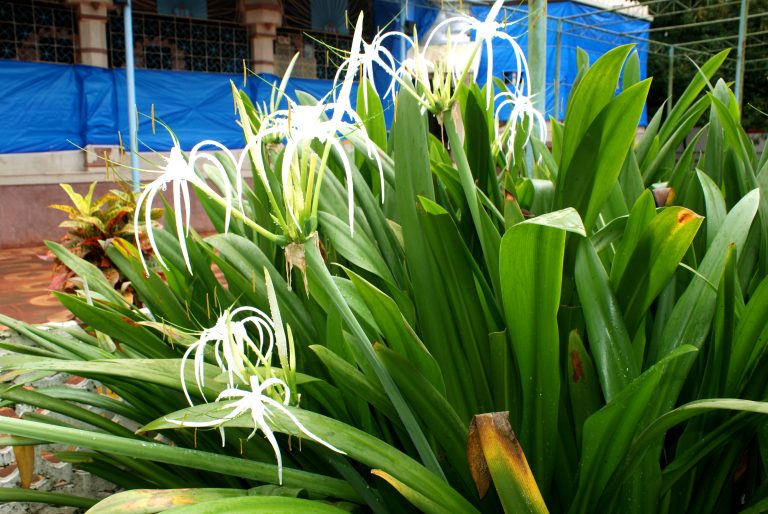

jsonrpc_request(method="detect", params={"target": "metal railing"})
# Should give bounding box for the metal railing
[0,1,77,64]
[108,11,248,73]
[275,27,353,80]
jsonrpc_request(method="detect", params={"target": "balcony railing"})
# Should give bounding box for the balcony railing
[0,1,77,64]
[108,11,249,73]
[275,27,353,80]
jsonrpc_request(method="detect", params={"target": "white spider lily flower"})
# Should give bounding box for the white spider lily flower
[134,139,235,275]
[423,0,529,107]
[494,87,547,153]
[333,28,409,109]
[180,306,275,406]
[168,374,345,484]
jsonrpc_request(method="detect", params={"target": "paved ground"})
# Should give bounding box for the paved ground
[0,246,72,326]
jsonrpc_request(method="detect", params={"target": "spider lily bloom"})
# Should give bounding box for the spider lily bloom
[423,0,529,108]
[494,87,547,156]
[168,374,345,484]
[179,306,275,406]
[333,27,408,110]
[134,138,239,275]
[135,136,282,276]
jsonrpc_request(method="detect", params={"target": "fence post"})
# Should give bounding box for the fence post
[554,18,562,120]
[122,0,140,191]
[735,0,750,110]
[667,45,674,117]
[528,0,547,113]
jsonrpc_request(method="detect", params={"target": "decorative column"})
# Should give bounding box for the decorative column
[239,0,282,74]
[68,0,112,68]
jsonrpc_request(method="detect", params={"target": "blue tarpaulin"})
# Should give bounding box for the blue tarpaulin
[0,60,348,154]
[471,2,649,121]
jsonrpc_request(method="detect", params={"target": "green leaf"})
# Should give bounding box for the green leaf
[499,210,577,491]
[697,169,728,248]
[566,330,602,446]
[139,496,351,514]
[346,270,444,394]
[375,345,474,496]
[610,190,656,285]
[319,212,394,284]
[726,276,768,395]
[658,49,729,142]
[86,488,249,514]
[560,45,633,178]
[613,206,703,335]
[575,239,638,402]
[45,241,127,307]
[603,399,768,509]
[0,488,96,509]
[556,79,652,232]
[310,345,396,421]
[570,345,698,514]
[654,189,760,361]
[0,416,357,501]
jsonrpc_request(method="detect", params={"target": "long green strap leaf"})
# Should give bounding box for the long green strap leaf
[0,416,358,501]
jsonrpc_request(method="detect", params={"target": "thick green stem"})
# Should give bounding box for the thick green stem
[197,182,282,242]
[304,241,446,481]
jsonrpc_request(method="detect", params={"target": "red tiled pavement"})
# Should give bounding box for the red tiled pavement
[0,246,71,326]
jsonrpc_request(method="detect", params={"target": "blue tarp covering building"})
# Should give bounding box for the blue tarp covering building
[0,1,649,154]
[0,60,350,154]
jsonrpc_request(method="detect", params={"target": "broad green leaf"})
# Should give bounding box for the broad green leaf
[613,206,703,334]
[655,189,760,361]
[443,111,502,297]
[356,77,387,152]
[570,345,698,514]
[566,330,602,446]
[107,238,189,327]
[642,96,710,183]
[556,79,652,232]
[375,345,473,496]
[319,212,394,284]
[697,169,728,248]
[310,345,396,421]
[560,45,634,178]
[86,488,248,514]
[726,276,768,395]
[610,190,656,285]
[575,239,638,401]
[304,242,444,480]
[45,241,127,307]
[602,399,768,510]
[500,211,575,491]
[139,496,350,513]
[346,271,444,394]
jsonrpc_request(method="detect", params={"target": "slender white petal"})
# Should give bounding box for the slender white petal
[167,374,345,485]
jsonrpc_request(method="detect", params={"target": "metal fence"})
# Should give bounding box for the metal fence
[0,1,77,64]
[108,11,249,73]
[276,27,353,80]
